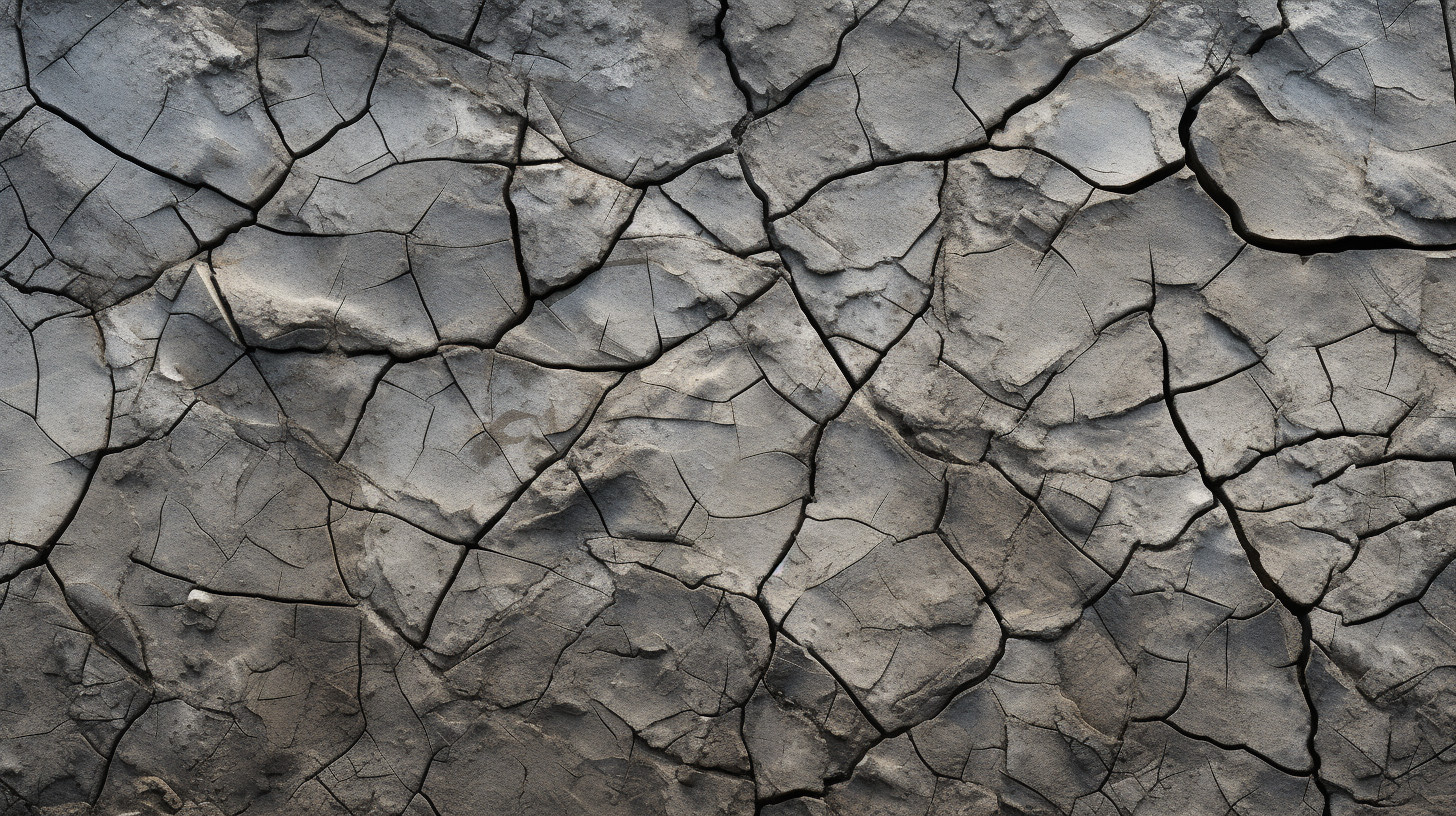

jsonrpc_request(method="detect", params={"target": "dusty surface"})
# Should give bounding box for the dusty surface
[3,0,1456,814]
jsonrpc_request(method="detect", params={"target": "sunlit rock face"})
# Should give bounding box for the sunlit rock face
[4,0,1456,813]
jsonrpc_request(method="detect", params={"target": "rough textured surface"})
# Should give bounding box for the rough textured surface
[4,0,1456,814]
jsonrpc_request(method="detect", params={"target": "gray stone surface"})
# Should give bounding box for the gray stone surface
[4,0,1456,814]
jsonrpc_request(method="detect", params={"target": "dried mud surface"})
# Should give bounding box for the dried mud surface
[3,0,1456,814]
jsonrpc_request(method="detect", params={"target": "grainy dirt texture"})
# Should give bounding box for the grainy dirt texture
[2,0,1456,814]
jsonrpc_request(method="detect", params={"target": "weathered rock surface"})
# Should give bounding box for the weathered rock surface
[4,0,1456,813]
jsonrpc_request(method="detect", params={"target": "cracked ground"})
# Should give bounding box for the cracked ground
[2,0,1456,813]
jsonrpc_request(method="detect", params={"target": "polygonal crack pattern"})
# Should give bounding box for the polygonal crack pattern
[2,0,1455,814]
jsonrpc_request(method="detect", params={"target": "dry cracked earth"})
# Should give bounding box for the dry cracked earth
[4,0,1456,814]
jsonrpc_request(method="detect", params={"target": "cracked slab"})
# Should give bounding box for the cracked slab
[5,0,1456,813]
